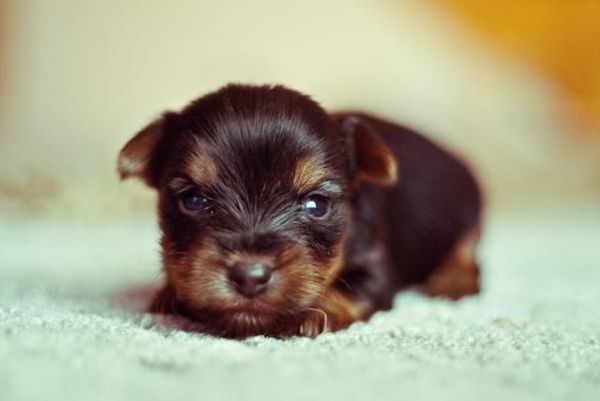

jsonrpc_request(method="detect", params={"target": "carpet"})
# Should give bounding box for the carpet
[1,206,599,401]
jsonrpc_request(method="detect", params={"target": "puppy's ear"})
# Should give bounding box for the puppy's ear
[117,113,173,187]
[338,116,398,186]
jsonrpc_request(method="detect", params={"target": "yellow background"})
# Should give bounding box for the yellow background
[0,0,598,217]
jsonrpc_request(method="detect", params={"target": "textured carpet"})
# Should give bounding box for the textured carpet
[1,206,599,401]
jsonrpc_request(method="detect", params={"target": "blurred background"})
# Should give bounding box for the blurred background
[1,5,599,399]
[0,0,599,219]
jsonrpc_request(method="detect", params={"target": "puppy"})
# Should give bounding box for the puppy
[117,84,482,338]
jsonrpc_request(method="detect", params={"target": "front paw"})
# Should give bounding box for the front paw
[280,309,328,338]
[281,292,363,338]
[298,308,331,337]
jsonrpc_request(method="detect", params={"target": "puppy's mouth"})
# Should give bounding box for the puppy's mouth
[219,286,302,323]
[178,275,315,337]
[180,302,290,337]
[227,308,274,326]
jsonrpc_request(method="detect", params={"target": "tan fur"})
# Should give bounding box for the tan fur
[280,240,365,337]
[163,237,232,311]
[317,241,346,286]
[421,228,481,299]
[184,138,218,185]
[292,155,326,193]
[270,244,323,310]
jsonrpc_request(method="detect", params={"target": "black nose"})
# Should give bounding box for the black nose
[228,262,272,298]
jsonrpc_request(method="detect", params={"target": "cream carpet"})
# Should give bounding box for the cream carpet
[1,206,599,401]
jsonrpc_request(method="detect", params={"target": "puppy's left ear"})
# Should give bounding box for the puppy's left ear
[337,115,398,187]
[117,112,174,187]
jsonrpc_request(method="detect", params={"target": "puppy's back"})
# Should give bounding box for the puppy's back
[343,112,482,289]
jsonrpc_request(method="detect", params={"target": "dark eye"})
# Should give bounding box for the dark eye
[301,194,330,218]
[178,190,211,214]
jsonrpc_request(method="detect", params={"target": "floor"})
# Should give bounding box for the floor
[1,206,599,401]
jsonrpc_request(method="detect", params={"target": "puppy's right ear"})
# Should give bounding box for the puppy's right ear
[117,113,173,187]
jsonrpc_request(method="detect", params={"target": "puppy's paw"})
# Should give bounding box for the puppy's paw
[282,291,364,338]
[298,309,329,337]
[276,309,326,338]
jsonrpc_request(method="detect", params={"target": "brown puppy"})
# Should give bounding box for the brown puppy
[118,84,483,338]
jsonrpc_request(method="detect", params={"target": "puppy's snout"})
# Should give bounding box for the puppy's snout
[228,261,273,298]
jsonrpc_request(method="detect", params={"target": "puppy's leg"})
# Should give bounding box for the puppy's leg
[149,284,178,314]
[420,228,481,299]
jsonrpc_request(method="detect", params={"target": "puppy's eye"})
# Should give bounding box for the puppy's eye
[301,194,330,218]
[179,191,211,214]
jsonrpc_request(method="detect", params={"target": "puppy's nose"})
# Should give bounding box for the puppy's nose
[228,262,272,298]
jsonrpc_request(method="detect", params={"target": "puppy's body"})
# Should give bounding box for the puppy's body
[118,84,482,338]
[337,113,482,315]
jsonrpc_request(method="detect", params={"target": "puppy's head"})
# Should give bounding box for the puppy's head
[118,84,396,337]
